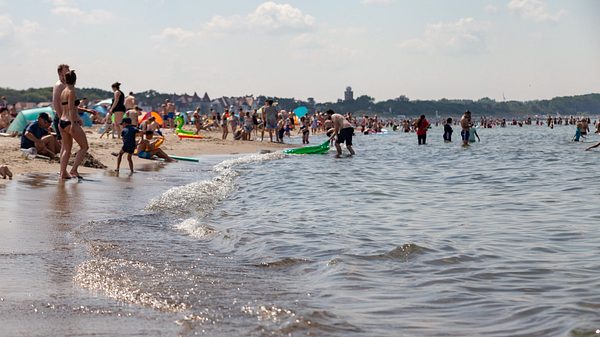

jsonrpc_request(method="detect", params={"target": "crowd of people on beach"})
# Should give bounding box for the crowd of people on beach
[3,63,599,181]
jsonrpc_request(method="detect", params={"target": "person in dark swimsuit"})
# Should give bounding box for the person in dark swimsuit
[109,82,126,139]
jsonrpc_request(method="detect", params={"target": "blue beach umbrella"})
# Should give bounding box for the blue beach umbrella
[293,106,308,118]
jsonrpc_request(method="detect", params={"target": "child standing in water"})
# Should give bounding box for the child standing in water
[299,116,310,144]
[443,117,453,142]
[277,114,285,143]
[469,126,480,143]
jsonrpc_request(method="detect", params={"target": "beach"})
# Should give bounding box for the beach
[0,126,290,184]
[2,125,600,336]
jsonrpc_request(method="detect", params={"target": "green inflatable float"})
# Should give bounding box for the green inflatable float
[283,140,331,155]
[175,115,195,135]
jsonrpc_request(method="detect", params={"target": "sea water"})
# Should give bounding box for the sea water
[1,125,599,336]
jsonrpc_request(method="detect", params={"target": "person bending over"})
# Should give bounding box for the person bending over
[20,112,60,158]
[326,109,355,158]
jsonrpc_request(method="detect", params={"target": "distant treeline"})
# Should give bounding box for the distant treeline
[1,86,598,117]
[315,94,600,118]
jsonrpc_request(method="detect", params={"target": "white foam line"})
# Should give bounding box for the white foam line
[145,152,286,216]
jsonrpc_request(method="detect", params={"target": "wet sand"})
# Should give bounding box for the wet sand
[0,153,244,336]
[0,125,291,185]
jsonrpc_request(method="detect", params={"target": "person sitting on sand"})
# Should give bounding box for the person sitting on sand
[0,107,11,133]
[193,108,202,134]
[115,118,138,174]
[139,116,163,137]
[0,165,12,180]
[137,130,174,162]
[20,112,60,158]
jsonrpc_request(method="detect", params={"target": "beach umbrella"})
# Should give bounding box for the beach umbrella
[96,98,113,106]
[91,104,108,118]
[139,111,164,125]
[293,106,308,118]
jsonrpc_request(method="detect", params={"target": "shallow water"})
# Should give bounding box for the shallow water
[1,125,600,336]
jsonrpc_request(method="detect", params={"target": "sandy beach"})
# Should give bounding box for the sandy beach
[0,126,292,184]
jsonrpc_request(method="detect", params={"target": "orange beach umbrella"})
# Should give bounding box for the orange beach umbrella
[138,111,163,125]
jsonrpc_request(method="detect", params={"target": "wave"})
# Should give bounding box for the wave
[254,257,312,269]
[74,257,188,312]
[145,152,286,217]
[174,218,216,239]
[350,243,431,262]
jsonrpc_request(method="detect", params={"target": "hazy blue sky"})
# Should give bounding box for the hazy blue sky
[0,0,598,102]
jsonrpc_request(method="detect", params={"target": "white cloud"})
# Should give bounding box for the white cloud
[508,0,565,22]
[0,15,39,41]
[247,2,315,31]
[155,1,315,42]
[288,28,363,65]
[400,17,489,54]
[156,27,197,42]
[205,15,240,32]
[51,5,114,24]
[361,0,395,6]
[484,4,499,13]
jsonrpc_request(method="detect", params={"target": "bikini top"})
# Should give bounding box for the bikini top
[61,99,80,106]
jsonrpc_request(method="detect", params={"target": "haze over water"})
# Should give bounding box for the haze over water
[1,125,599,336]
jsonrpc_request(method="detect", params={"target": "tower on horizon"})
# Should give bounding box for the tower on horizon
[344,86,354,102]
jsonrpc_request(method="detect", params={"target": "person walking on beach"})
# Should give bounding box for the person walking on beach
[415,114,430,145]
[443,117,453,142]
[326,109,355,158]
[221,108,230,140]
[460,110,472,146]
[263,99,278,142]
[52,64,70,143]
[165,99,176,129]
[108,82,126,139]
[59,70,89,180]
[115,117,138,174]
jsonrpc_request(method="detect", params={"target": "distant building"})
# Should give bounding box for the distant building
[344,86,354,102]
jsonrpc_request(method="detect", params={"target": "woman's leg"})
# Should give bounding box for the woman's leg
[70,124,89,176]
[114,111,124,138]
[59,127,73,179]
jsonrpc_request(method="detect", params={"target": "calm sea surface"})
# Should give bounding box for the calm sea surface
[1,125,600,337]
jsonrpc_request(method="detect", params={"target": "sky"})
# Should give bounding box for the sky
[0,0,598,102]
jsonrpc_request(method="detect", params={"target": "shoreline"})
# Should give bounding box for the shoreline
[0,126,293,184]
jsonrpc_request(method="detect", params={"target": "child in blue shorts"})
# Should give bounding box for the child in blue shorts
[116,117,138,173]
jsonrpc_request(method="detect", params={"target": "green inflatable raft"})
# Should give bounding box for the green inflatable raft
[283,140,330,155]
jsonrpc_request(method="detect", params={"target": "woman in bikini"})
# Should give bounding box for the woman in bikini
[59,70,89,179]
